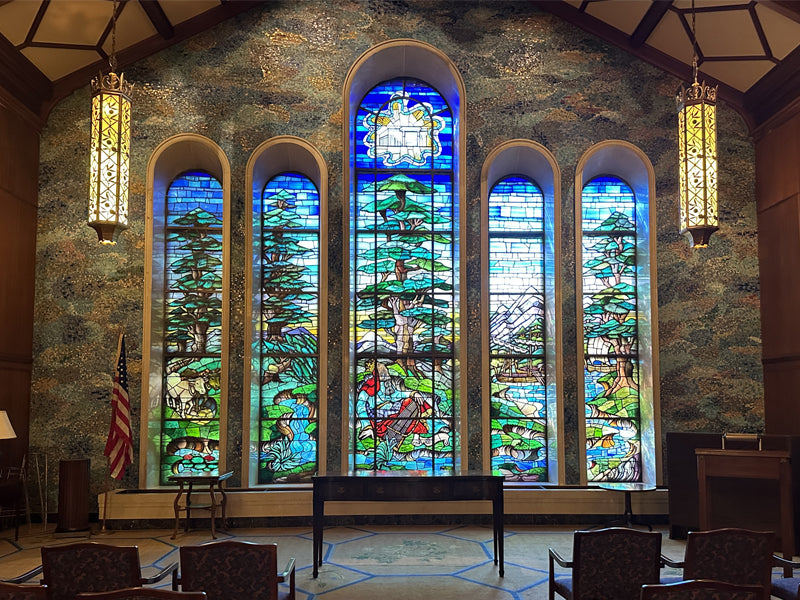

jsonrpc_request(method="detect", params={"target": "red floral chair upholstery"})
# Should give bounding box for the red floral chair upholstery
[548,527,662,600]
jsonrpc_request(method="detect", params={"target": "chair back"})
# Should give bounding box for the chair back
[682,529,774,599]
[572,527,662,600]
[77,590,206,600]
[641,579,763,600]
[179,541,279,600]
[0,581,47,600]
[41,542,143,600]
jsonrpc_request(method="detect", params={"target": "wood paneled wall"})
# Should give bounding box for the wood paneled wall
[0,91,40,468]
[756,101,800,434]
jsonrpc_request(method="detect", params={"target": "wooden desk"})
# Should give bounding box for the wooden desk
[169,471,233,540]
[696,449,793,575]
[312,471,504,578]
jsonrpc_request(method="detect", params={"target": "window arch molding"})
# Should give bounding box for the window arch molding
[342,39,467,471]
[480,139,564,482]
[574,139,661,486]
[244,135,329,486]
[141,133,232,488]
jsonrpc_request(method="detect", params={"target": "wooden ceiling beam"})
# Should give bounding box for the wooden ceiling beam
[0,33,51,116]
[630,0,674,49]
[745,44,800,126]
[757,1,800,23]
[138,0,174,40]
[530,0,749,127]
[46,0,264,116]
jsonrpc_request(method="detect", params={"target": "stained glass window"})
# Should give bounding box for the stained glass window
[581,175,641,482]
[351,77,456,473]
[254,172,320,483]
[161,171,223,485]
[488,176,548,481]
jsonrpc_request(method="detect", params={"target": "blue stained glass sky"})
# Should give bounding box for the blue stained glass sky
[489,176,544,231]
[581,175,635,230]
[260,172,320,229]
[166,171,223,225]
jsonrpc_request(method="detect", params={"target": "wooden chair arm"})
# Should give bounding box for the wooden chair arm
[1,565,42,584]
[548,548,572,569]
[773,554,800,569]
[660,554,684,569]
[278,557,295,600]
[141,562,178,585]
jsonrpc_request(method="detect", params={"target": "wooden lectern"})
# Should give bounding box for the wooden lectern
[696,448,794,573]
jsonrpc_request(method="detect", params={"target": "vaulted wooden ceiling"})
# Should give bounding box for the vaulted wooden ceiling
[0,0,798,129]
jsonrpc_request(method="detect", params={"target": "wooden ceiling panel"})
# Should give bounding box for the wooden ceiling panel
[695,9,765,57]
[755,3,800,60]
[646,9,694,65]
[101,1,157,57]
[33,0,110,46]
[158,0,221,26]
[700,59,776,92]
[585,1,652,36]
[21,47,100,81]
[0,1,41,46]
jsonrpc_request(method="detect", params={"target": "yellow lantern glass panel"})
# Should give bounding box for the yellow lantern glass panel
[677,81,718,248]
[89,73,131,244]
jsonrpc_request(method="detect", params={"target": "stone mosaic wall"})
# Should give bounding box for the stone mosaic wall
[32,0,760,509]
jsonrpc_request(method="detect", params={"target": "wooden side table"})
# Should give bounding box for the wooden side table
[597,482,656,530]
[168,471,233,539]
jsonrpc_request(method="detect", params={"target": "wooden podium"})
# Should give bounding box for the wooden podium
[696,448,794,568]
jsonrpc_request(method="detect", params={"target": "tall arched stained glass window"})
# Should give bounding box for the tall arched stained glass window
[488,176,548,481]
[581,175,641,482]
[254,172,319,483]
[351,77,456,473]
[161,170,224,485]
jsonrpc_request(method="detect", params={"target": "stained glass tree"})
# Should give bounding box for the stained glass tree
[581,176,641,482]
[352,78,456,473]
[256,173,319,483]
[488,176,548,481]
[161,171,223,485]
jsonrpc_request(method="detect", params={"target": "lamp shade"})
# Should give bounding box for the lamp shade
[89,71,131,244]
[677,79,719,247]
[0,411,17,440]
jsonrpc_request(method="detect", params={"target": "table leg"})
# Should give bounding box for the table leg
[171,481,184,540]
[185,482,193,532]
[209,482,217,539]
[219,481,228,531]
[313,490,322,578]
[495,482,504,577]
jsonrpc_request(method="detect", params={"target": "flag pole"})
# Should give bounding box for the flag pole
[100,332,124,535]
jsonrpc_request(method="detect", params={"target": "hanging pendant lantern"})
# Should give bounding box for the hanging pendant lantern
[88,0,131,244]
[677,77,718,248]
[89,71,131,244]
[676,0,719,248]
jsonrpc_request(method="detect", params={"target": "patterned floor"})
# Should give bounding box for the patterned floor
[0,522,698,599]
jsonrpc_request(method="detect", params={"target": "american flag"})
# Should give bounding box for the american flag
[104,333,133,480]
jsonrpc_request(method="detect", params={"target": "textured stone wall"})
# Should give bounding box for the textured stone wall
[32,0,760,509]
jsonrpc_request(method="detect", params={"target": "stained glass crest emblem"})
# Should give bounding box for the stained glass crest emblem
[363,91,445,168]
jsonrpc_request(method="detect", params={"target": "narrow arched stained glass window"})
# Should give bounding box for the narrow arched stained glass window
[255,172,320,483]
[488,176,548,481]
[161,170,223,485]
[352,77,456,473]
[581,175,641,482]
